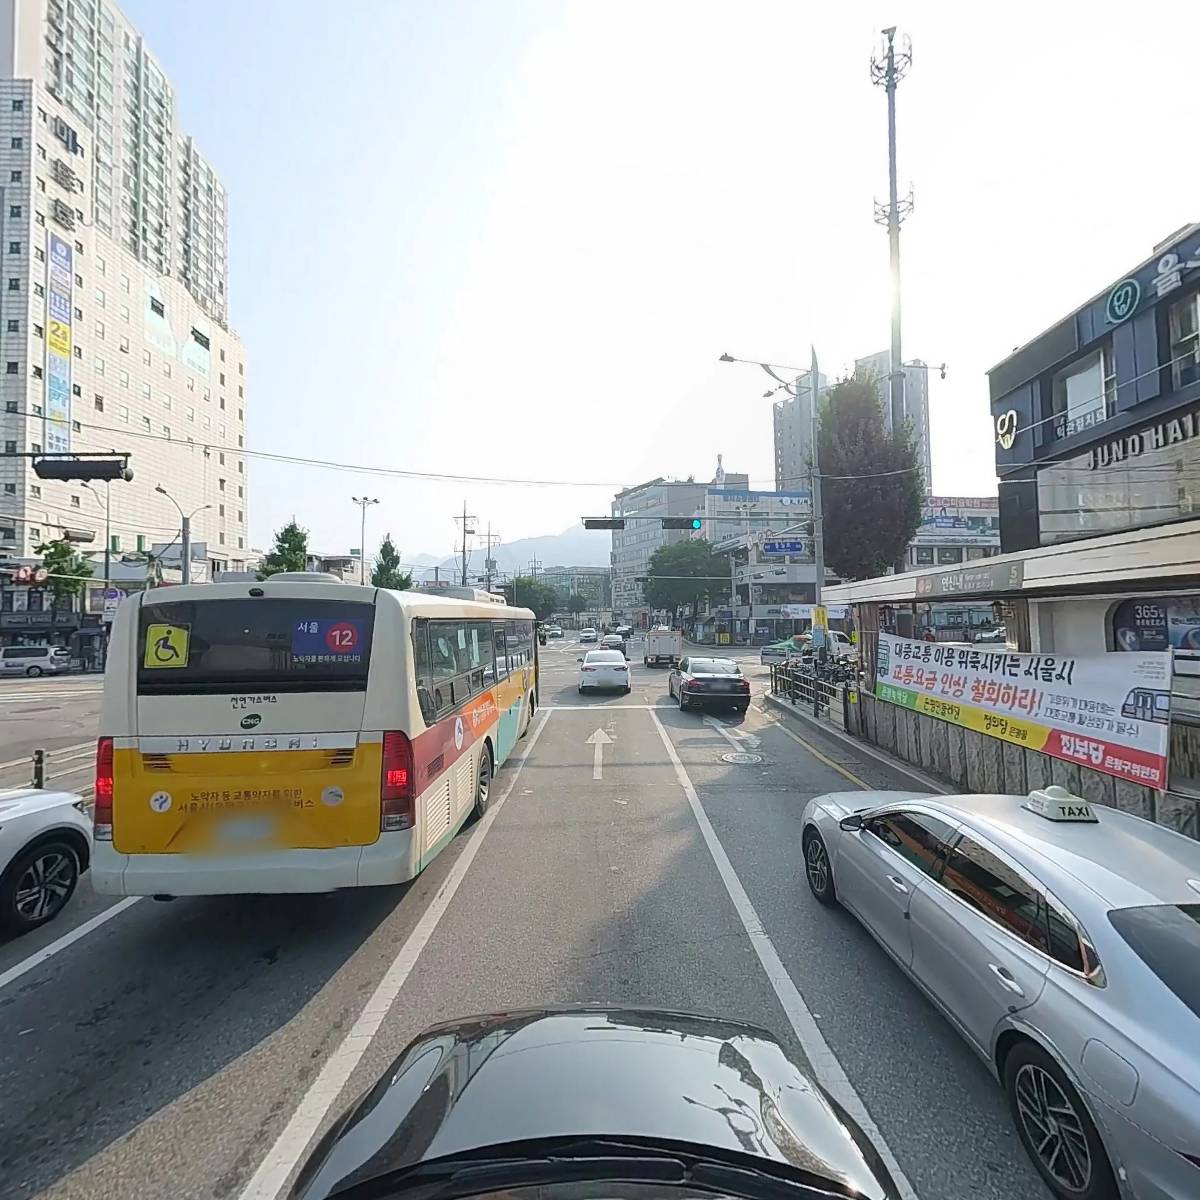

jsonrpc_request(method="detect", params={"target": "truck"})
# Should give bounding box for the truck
[644,627,683,667]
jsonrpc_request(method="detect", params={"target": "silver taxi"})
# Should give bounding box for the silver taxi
[801,785,1200,1200]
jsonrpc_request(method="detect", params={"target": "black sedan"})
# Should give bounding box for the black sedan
[668,656,750,713]
[291,1007,901,1200]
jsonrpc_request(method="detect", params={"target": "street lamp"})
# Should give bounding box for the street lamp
[352,497,380,585]
[720,349,826,609]
[154,484,211,584]
[80,481,111,591]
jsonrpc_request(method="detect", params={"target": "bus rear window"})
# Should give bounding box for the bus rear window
[136,598,376,694]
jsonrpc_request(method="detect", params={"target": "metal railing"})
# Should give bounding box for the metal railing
[0,740,94,792]
[769,661,858,728]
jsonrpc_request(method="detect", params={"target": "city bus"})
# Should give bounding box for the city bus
[91,575,538,896]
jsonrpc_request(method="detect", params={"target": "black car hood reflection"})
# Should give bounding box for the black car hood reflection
[291,1007,897,1200]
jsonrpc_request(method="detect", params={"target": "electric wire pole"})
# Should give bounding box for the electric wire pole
[352,496,379,584]
[453,502,477,587]
[484,524,499,591]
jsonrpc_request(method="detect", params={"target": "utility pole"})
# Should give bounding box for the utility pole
[528,556,541,579]
[871,26,913,443]
[809,346,824,608]
[484,523,499,592]
[352,496,379,584]
[453,501,477,587]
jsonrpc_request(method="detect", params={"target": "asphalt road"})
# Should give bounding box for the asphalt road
[0,638,1050,1200]
[0,674,103,796]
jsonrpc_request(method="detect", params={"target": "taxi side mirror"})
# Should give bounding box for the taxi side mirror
[838,814,864,832]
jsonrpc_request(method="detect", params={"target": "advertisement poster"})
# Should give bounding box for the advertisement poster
[913,496,1000,546]
[875,633,1171,788]
[1111,597,1200,653]
[44,232,73,454]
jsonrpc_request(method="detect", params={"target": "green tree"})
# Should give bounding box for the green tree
[816,373,923,580]
[502,575,558,619]
[567,592,589,614]
[36,538,93,607]
[644,538,729,617]
[371,533,412,590]
[258,519,309,579]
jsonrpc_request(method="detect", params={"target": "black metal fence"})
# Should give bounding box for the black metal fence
[768,661,857,728]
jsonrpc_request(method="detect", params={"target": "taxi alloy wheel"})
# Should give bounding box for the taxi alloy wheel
[1005,1042,1117,1200]
[802,829,835,905]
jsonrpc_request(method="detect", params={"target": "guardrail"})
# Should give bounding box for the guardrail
[0,740,94,791]
[769,662,858,729]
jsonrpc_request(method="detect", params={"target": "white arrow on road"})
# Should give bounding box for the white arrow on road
[585,728,614,780]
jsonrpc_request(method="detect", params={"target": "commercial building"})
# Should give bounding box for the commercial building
[854,350,933,493]
[610,473,720,624]
[771,367,826,492]
[823,223,1200,834]
[0,0,248,573]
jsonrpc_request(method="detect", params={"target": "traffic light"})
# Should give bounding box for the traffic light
[33,456,133,482]
[583,518,625,530]
[662,517,703,530]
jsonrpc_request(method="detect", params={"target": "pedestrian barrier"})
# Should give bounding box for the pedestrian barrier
[769,661,857,730]
[0,740,94,791]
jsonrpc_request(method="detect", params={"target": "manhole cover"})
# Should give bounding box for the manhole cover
[721,751,763,765]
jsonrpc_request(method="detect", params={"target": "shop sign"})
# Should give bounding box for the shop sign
[875,633,1171,788]
[1089,405,1200,470]
[915,560,1024,597]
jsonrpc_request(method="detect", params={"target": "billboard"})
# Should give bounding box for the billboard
[912,496,1000,546]
[875,634,1171,788]
[44,232,73,454]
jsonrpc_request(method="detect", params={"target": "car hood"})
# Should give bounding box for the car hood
[291,1008,898,1200]
[810,790,933,819]
[0,788,83,821]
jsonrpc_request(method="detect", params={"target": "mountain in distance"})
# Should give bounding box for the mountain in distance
[410,526,611,581]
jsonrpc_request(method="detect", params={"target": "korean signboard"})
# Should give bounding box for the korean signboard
[762,539,806,556]
[914,559,1024,598]
[44,232,73,454]
[913,496,1000,546]
[875,634,1171,789]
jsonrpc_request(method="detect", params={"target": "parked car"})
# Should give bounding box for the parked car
[0,788,91,936]
[668,656,750,713]
[760,638,805,664]
[0,644,72,677]
[975,625,1008,644]
[577,648,630,694]
[545,625,564,639]
[801,783,1200,1200]
[579,628,598,644]
[291,1007,902,1200]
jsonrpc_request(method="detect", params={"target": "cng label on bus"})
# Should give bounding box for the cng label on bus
[240,713,262,730]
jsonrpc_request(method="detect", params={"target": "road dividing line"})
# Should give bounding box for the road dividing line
[0,897,140,993]
[237,710,555,1200]
[648,709,919,1200]
[762,713,871,790]
[703,716,746,752]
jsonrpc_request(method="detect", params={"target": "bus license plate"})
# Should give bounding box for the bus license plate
[217,815,277,844]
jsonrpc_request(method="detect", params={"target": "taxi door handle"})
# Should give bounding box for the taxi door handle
[885,874,909,894]
[988,963,1025,997]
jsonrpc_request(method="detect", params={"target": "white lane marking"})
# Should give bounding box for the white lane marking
[542,704,658,711]
[648,709,920,1200]
[0,897,141,993]
[0,738,94,773]
[760,711,871,790]
[237,710,555,1200]
[703,716,745,751]
[584,727,613,780]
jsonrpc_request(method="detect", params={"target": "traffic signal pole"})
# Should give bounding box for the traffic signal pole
[810,346,824,609]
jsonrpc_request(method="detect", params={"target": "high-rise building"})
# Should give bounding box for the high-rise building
[0,0,247,571]
[854,350,932,493]
[772,368,826,492]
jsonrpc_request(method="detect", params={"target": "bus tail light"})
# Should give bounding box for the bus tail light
[94,737,114,841]
[380,731,415,832]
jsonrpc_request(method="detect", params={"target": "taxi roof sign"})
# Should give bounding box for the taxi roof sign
[1022,785,1098,823]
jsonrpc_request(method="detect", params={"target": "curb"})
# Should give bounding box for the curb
[763,692,950,795]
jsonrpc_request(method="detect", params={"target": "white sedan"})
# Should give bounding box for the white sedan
[0,787,92,936]
[577,649,631,694]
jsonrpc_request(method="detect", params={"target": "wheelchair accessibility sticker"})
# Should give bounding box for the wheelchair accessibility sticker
[143,623,191,669]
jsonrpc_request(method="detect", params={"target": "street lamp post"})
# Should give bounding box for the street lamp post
[154,485,211,584]
[81,481,111,591]
[720,348,825,607]
[352,497,379,585]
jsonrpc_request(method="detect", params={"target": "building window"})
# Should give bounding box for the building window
[96,256,105,274]
[3,400,14,412]
[4,319,15,332]
[120,273,129,292]
[94,394,104,411]
[8,205,19,218]
[142,349,151,366]
[119,335,128,352]
[11,100,22,112]
[29,484,39,498]
[95,320,104,337]
[218,503,225,517]
[3,440,14,454]
[1051,343,1115,435]
[1,527,14,541]
[936,546,964,564]
[150,296,164,317]
[32,323,42,337]
[141,416,151,431]
[7,241,19,254]
[31,365,41,378]
[109,534,120,552]
[33,246,43,261]
[10,138,20,150]
[118,404,128,422]
[1168,291,1200,390]
[2,483,12,494]
[70,494,80,508]
[9,170,20,182]
[6,278,18,291]
[33,282,42,296]
[238,536,244,549]
[95,357,105,375]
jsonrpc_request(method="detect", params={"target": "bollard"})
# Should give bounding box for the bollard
[32,748,45,789]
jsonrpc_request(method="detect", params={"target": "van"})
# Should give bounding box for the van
[0,644,71,676]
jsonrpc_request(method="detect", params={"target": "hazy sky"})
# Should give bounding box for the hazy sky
[123,0,1200,565]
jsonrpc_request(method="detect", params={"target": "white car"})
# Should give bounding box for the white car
[578,649,631,694]
[0,788,92,936]
[579,628,598,644]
